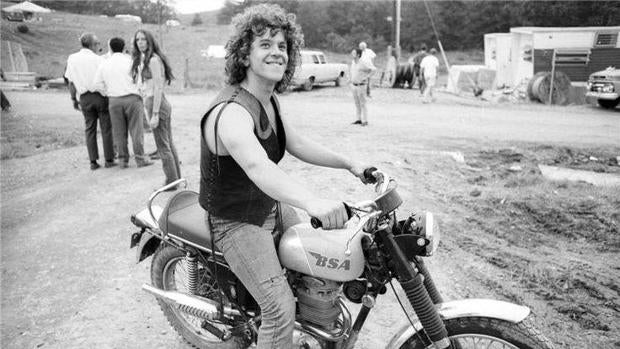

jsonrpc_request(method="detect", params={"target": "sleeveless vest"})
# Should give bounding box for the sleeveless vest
[199,86,286,226]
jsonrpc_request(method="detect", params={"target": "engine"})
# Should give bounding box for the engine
[296,276,342,329]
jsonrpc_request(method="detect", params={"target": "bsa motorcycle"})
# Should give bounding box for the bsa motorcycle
[130,169,555,349]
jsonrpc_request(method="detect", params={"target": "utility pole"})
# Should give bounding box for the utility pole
[394,0,401,60]
[157,0,163,49]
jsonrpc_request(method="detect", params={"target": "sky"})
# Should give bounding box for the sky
[174,0,226,14]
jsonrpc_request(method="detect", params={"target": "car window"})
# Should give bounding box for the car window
[312,55,320,64]
[318,55,326,64]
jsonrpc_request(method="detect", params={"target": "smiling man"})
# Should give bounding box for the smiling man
[199,4,372,348]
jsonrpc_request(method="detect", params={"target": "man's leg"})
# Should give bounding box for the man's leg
[108,97,129,166]
[352,86,362,124]
[79,94,100,167]
[95,95,115,165]
[210,214,295,349]
[359,87,368,125]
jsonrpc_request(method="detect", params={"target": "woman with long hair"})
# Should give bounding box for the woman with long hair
[131,29,181,189]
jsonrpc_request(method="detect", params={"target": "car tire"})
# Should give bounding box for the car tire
[303,78,314,91]
[598,98,620,109]
[335,74,344,87]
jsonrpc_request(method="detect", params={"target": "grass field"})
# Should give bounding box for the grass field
[1,10,483,91]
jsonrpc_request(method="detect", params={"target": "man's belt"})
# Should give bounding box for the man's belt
[352,82,366,86]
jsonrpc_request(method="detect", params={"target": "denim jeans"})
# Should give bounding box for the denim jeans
[144,96,181,184]
[207,204,303,349]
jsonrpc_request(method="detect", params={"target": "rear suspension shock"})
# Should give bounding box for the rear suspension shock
[185,252,198,295]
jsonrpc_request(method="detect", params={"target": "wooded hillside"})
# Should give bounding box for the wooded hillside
[217,0,620,51]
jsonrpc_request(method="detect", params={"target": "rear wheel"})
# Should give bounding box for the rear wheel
[151,245,244,349]
[598,98,619,109]
[399,317,554,349]
[303,78,314,91]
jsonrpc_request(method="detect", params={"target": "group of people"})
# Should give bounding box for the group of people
[65,30,181,190]
[411,44,440,103]
[348,41,441,127]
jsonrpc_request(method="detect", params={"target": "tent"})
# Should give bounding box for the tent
[2,1,52,13]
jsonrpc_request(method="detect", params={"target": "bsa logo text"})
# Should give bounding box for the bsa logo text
[309,252,350,271]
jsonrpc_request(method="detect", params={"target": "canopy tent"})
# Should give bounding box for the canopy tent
[2,1,51,13]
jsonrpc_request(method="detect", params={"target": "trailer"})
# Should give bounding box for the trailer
[507,26,620,86]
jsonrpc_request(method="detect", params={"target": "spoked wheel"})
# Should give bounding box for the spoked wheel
[151,246,245,349]
[400,317,555,349]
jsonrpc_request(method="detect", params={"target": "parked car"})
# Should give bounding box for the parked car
[292,50,347,91]
[586,67,620,109]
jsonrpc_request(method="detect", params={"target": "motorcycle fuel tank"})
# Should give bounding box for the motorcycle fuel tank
[278,222,365,282]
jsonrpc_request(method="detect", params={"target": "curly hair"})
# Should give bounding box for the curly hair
[225,3,304,93]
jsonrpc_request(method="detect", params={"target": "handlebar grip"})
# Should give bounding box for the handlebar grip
[310,203,353,229]
[363,167,378,183]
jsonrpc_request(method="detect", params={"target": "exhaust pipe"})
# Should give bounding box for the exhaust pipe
[142,284,241,319]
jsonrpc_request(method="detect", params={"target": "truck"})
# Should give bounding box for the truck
[586,67,620,109]
[292,50,347,91]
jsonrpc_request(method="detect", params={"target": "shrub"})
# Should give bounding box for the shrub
[191,13,202,26]
[16,24,29,34]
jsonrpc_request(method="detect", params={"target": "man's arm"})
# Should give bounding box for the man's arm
[206,104,349,228]
[64,60,79,110]
[68,81,80,110]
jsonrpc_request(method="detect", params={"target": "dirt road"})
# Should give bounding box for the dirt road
[1,87,619,348]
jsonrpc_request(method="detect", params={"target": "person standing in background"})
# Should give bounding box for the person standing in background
[350,48,376,126]
[359,41,376,98]
[412,44,428,94]
[65,32,116,170]
[94,37,153,169]
[420,47,440,103]
[131,29,181,190]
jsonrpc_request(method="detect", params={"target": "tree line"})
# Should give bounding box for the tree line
[33,0,175,24]
[36,0,619,52]
[217,0,620,52]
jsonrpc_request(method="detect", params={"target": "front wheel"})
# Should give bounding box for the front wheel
[399,317,554,349]
[598,98,619,109]
[151,245,245,349]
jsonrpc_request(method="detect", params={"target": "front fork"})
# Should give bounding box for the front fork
[375,227,451,349]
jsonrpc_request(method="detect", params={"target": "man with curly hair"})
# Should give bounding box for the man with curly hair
[199,4,372,348]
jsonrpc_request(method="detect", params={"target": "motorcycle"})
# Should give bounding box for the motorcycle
[130,169,555,349]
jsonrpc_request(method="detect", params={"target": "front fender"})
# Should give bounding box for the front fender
[385,299,530,349]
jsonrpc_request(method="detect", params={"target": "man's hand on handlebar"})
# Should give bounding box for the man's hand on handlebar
[349,164,378,184]
[306,199,348,230]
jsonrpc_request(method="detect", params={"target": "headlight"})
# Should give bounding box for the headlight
[602,83,615,93]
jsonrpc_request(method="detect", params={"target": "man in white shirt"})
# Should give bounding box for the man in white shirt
[420,48,440,103]
[359,42,376,97]
[65,32,116,170]
[94,37,152,169]
[350,48,376,126]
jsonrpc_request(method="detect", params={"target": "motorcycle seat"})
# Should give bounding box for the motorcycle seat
[158,190,219,252]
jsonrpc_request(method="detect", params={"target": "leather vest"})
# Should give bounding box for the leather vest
[199,86,286,226]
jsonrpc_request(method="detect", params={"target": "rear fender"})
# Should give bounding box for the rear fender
[385,299,530,349]
[136,232,162,263]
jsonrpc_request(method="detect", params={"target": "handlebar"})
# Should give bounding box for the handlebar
[310,167,393,229]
